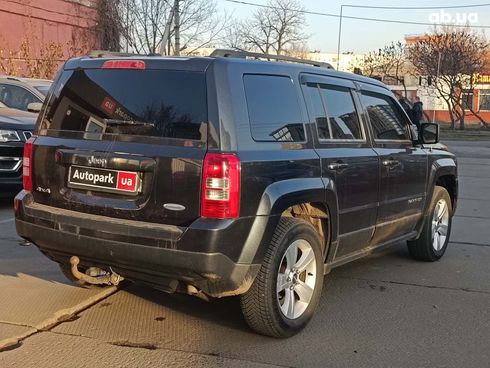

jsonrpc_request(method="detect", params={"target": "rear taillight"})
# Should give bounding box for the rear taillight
[23,136,36,191]
[201,153,240,219]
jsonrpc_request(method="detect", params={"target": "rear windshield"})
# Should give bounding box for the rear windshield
[39,69,207,141]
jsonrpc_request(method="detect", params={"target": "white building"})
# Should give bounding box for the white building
[306,52,365,72]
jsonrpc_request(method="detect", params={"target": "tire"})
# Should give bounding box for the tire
[407,186,453,261]
[240,217,324,338]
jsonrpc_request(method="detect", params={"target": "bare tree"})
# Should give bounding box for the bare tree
[120,0,230,55]
[354,42,409,92]
[120,0,169,54]
[229,0,307,55]
[179,1,232,53]
[408,27,489,129]
[283,41,310,59]
[97,0,125,51]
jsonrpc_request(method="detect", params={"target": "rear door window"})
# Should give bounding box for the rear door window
[243,74,305,142]
[303,82,363,140]
[303,82,330,139]
[360,91,410,141]
[41,69,207,141]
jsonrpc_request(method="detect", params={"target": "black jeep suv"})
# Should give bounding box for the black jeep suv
[14,51,458,337]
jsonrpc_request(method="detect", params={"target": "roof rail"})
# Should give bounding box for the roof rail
[87,50,142,58]
[210,49,334,69]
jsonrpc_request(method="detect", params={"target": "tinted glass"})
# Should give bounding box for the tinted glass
[0,84,40,111]
[360,91,410,140]
[35,85,51,96]
[244,74,305,142]
[40,69,207,141]
[303,83,330,139]
[320,85,362,140]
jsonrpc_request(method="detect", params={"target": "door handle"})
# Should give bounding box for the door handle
[382,158,400,167]
[328,162,349,170]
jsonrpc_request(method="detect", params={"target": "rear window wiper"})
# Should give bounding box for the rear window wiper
[103,119,155,127]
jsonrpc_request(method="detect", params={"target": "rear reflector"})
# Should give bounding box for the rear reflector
[23,136,36,191]
[201,153,240,219]
[101,60,146,70]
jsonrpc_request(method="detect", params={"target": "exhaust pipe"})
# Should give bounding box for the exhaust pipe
[70,256,124,286]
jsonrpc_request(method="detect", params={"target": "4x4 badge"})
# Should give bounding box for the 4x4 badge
[36,186,51,194]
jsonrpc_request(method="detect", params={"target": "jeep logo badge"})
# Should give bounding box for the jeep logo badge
[87,156,108,167]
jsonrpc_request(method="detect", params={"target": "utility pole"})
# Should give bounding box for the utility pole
[433,51,442,124]
[336,5,343,70]
[125,4,129,53]
[174,0,180,56]
[159,4,175,55]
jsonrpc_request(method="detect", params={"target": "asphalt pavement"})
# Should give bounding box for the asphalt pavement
[0,140,489,368]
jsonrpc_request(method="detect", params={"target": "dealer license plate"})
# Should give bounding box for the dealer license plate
[68,165,141,195]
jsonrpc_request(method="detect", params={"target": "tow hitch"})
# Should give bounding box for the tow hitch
[70,256,124,286]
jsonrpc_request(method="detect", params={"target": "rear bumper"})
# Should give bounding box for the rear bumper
[15,191,264,297]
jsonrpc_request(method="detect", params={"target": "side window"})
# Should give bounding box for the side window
[303,83,330,139]
[478,89,490,110]
[360,91,410,141]
[0,84,40,111]
[319,85,362,140]
[243,74,305,142]
[303,82,363,140]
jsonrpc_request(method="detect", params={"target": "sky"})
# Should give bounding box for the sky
[217,0,490,54]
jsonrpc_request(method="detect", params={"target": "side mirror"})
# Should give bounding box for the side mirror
[27,102,42,113]
[420,122,439,144]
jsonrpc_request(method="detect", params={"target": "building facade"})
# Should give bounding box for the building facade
[404,34,490,125]
[0,0,99,77]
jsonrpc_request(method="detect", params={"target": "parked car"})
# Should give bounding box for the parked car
[0,76,52,113]
[14,50,458,338]
[0,101,36,197]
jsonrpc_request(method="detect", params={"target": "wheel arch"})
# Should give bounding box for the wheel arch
[280,202,331,259]
[435,174,457,213]
[246,178,338,265]
[413,157,458,239]
[429,157,458,213]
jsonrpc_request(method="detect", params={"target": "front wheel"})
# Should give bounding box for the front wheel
[240,217,324,338]
[408,186,453,261]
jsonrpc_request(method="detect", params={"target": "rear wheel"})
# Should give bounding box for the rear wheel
[240,217,324,338]
[408,186,452,261]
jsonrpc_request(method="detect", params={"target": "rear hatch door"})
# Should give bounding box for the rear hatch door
[32,58,211,226]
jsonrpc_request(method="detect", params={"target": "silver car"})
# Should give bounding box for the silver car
[0,76,52,113]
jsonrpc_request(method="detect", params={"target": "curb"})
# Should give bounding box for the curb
[440,130,490,141]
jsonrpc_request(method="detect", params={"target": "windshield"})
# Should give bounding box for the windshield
[40,69,207,141]
[35,85,51,96]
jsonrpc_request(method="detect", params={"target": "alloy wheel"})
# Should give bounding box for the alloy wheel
[276,239,317,319]
[432,199,449,251]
